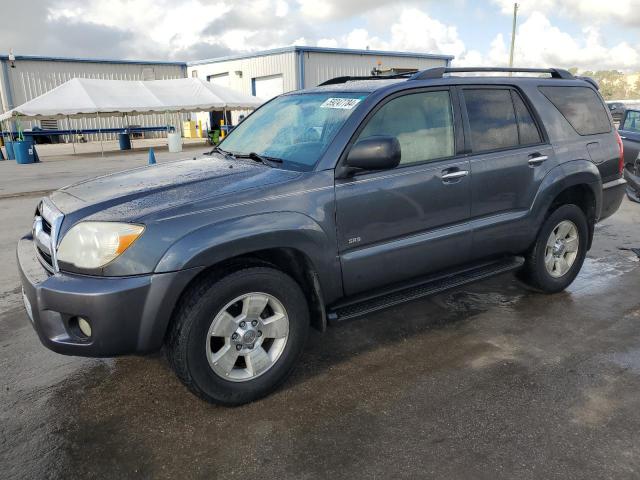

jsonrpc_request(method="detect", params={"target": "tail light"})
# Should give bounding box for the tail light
[615,130,624,175]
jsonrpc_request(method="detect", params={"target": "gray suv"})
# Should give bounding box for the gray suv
[17,67,627,405]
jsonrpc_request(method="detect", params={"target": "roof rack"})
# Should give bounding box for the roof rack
[409,67,575,81]
[318,67,576,87]
[318,73,414,86]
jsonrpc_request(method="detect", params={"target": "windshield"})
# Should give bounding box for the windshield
[219,92,368,171]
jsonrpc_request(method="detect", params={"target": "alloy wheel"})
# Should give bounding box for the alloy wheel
[205,292,289,382]
[544,220,579,278]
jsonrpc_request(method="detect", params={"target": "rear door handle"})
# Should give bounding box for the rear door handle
[528,154,548,166]
[441,170,469,181]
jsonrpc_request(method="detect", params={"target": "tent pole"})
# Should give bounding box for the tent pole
[67,116,76,154]
[223,107,227,141]
[97,112,104,158]
[125,113,132,149]
[164,111,169,140]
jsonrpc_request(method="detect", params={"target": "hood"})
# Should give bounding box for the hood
[50,154,300,220]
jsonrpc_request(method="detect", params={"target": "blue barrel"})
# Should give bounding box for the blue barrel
[5,140,15,160]
[14,140,35,164]
[118,133,131,150]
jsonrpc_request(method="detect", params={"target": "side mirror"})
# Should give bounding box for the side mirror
[346,135,401,171]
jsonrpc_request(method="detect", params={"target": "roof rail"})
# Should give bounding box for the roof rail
[409,67,575,81]
[318,73,414,86]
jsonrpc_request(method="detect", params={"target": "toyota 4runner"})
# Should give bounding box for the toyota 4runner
[17,67,627,405]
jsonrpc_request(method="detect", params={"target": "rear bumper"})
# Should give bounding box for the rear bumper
[17,234,201,357]
[600,177,627,221]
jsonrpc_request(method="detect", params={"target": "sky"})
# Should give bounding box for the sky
[1,0,639,71]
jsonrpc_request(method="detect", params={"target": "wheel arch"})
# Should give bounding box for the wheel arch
[531,160,601,250]
[156,212,339,337]
[176,247,329,333]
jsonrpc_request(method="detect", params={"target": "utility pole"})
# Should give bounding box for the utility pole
[508,3,519,71]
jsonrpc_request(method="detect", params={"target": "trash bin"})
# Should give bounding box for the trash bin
[14,140,36,164]
[118,133,132,150]
[23,137,40,163]
[167,132,182,153]
[5,141,15,160]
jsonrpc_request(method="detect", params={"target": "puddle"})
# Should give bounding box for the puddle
[436,291,523,314]
[607,348,640,374]
[567,256,638,295]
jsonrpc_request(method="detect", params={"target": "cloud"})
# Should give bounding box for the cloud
[486,11,640,71]
[318,7,465,57]
[1,0,638,73]
[0,0,139,59]
[297,0,421,20]
[388,8,465,57]
[492,0,640,27]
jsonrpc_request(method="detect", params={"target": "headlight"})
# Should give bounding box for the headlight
[57,222,145,269]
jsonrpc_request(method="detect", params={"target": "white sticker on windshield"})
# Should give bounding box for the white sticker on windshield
[320,98,362,110]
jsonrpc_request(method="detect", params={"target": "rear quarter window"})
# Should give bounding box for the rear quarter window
[539,86,611,135]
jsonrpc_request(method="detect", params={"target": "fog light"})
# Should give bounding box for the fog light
[77,317,92,337]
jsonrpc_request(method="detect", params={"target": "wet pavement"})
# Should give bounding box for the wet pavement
[1,170,640,478]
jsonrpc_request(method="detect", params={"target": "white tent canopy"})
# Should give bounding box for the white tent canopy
[0,77,264,121]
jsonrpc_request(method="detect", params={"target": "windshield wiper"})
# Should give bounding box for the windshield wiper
[236,152,283,167]
[208,146,235,159]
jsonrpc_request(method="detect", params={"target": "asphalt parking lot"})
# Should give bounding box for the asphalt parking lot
[2,147,640,479]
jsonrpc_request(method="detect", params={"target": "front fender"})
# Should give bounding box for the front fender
[155,211,341,301]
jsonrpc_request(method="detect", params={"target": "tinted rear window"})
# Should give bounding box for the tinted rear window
[512,91,542,145]
[464,89,519,152]
[539,86,611,135]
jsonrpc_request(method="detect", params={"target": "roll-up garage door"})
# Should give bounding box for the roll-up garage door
[252,74,284,100]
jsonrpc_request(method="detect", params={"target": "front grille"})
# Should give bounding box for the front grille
[33,199,63,272]
[36,247,54,273]
[41,217,51,235]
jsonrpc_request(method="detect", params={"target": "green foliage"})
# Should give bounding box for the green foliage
[571,69,640,100]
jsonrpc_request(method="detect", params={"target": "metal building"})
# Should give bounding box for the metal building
[0,47,453,141]
[0,55,187,140]
[187,46,453,127]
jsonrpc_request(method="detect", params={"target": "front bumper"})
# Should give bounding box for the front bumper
[600,177,627,221]
[17,234,201,357]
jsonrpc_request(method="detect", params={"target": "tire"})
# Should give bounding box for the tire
[519,204,588,293]
[166,267,309,406]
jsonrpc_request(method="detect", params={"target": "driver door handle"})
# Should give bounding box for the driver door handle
[441,170,469,181]
[528,154,548,166]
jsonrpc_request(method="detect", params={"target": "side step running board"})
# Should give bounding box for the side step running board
[327,256,524,322]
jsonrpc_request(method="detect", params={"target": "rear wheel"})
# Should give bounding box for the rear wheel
[519,204,588,293]
[166,267,309,405]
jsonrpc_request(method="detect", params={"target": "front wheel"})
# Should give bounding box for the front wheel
[166,267,309,405]
[519,204,588,293]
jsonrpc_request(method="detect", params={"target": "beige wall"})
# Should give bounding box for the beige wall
[302,52,448,89]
